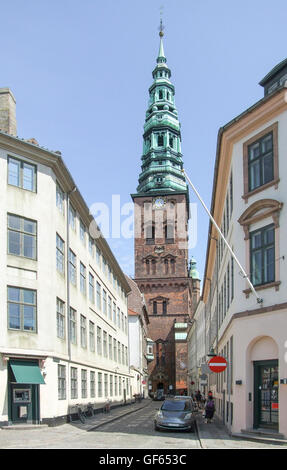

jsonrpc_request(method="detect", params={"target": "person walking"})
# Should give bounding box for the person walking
[204,396,215,423]
[195,390,202,409]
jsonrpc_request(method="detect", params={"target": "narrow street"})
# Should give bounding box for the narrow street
[0,400,285,449]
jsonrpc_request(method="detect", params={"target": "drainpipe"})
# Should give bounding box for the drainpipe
[66,187,76,403]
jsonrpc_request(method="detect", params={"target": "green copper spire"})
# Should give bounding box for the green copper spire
[189,257,200,280]
[136,26,187,195]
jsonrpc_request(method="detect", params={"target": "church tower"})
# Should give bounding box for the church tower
[131,25,199,396]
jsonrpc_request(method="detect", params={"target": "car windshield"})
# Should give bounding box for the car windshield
[161,400,191,411]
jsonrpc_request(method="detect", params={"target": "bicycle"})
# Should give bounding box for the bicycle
[68,404,86,424]
[84,403,94,418]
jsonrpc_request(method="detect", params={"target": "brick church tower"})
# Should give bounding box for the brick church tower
[131,25,200,396]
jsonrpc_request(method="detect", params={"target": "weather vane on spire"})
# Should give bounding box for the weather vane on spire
[159,5,165,37]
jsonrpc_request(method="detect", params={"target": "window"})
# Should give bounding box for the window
[69,204,76,231]
[8,287,37,332]
[80,220,86,244]
[98,373,102,397]
[96,282,101,310]
[71,367,78,399]
[81,369,87,398]
[122,344,125,365]
[8,214,37,259]
[69,307,77,344]
[162,300,167,315]
[58,365,66,400]
[157,134,164,147]
[103,290,107,316]
[104,374,108,398]
[8,156,36,192]
[113,302,116,323]
[119,377,122,395]
[114,376,118,396]
[89,273,95,303]
[96,246,101,267]
[69,250,76,286]
[113,338,117,362]
[90,371,95,398]
[110,375,113,397]
[103,331,108,358]
[97,326,102,355]
[56,182,65,214]
[146,225,155,244]
[108,335,113,359]
[250,224,275,286]
[108,296,112,320]
[89,236,94,256]
[117,307,120,328]
[153,301,157,315]
[80,262,86,295]
[80,315,87,348]
[102,257,107,276]
[158,90,163,99]
[118,342,121,364]
[56,234,65,274]
[57,298,65,339]
[243,123,278,200]
[89,321,95,352]
[248,133,273,191]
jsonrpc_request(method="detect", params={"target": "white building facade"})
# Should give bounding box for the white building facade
[188,60,287,438]
[0,88,131,426]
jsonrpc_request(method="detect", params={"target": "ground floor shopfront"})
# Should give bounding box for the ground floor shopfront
[209,307,287,438]
[0,353,132,426]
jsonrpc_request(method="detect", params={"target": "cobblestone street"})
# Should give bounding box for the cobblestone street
[0,400,285,449]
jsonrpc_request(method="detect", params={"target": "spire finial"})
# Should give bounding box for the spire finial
[159,6,164,37]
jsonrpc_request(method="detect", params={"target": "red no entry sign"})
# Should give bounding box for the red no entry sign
[208,356,227,373]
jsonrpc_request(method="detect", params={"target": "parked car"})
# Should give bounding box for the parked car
[154,398,195,432]
[173,395,198,411]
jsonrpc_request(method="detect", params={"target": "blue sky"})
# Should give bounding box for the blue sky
[2,0,287,280]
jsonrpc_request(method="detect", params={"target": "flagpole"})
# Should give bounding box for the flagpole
[182,169,263,304]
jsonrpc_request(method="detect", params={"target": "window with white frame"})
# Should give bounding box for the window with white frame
[80,315,87,348]
[71,367,78,399]
[56,233,65,274]
[8,214,37,259]
[80,262,86,295]
[69,307,77,344]
[58,364,66,400]
[69,249,77,286]
[89,321,95,352]
[56,182,65,214]
[56,298,65,339]
[8,156,36,192]
[8,287,37,332]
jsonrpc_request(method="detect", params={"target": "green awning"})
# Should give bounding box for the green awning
[10,360,45,384]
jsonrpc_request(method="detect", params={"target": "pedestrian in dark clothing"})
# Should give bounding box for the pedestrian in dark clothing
[195,390,202,408]
[204,397,215,423]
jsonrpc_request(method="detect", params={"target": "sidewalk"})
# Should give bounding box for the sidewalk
[195,411,287,448]
[65,398,151,432]
[195,412,234,449]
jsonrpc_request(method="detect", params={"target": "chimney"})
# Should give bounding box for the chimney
[0,88,17,136]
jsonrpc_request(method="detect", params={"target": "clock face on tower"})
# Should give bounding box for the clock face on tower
[153,197,166,209]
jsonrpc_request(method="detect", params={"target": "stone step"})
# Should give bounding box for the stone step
[1,424,49,430]
[241,428,285,439]
[232,431,287,446]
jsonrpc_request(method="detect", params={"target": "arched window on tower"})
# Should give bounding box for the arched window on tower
[162,301,167,315]
[158,89,163,99]
[164,258,169,275]
[164,223,174,244]
[146,259,150,275]
[170,258,176,274]
[153,301,157,315]
[157,134,164,147]
[146,225,155,244]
